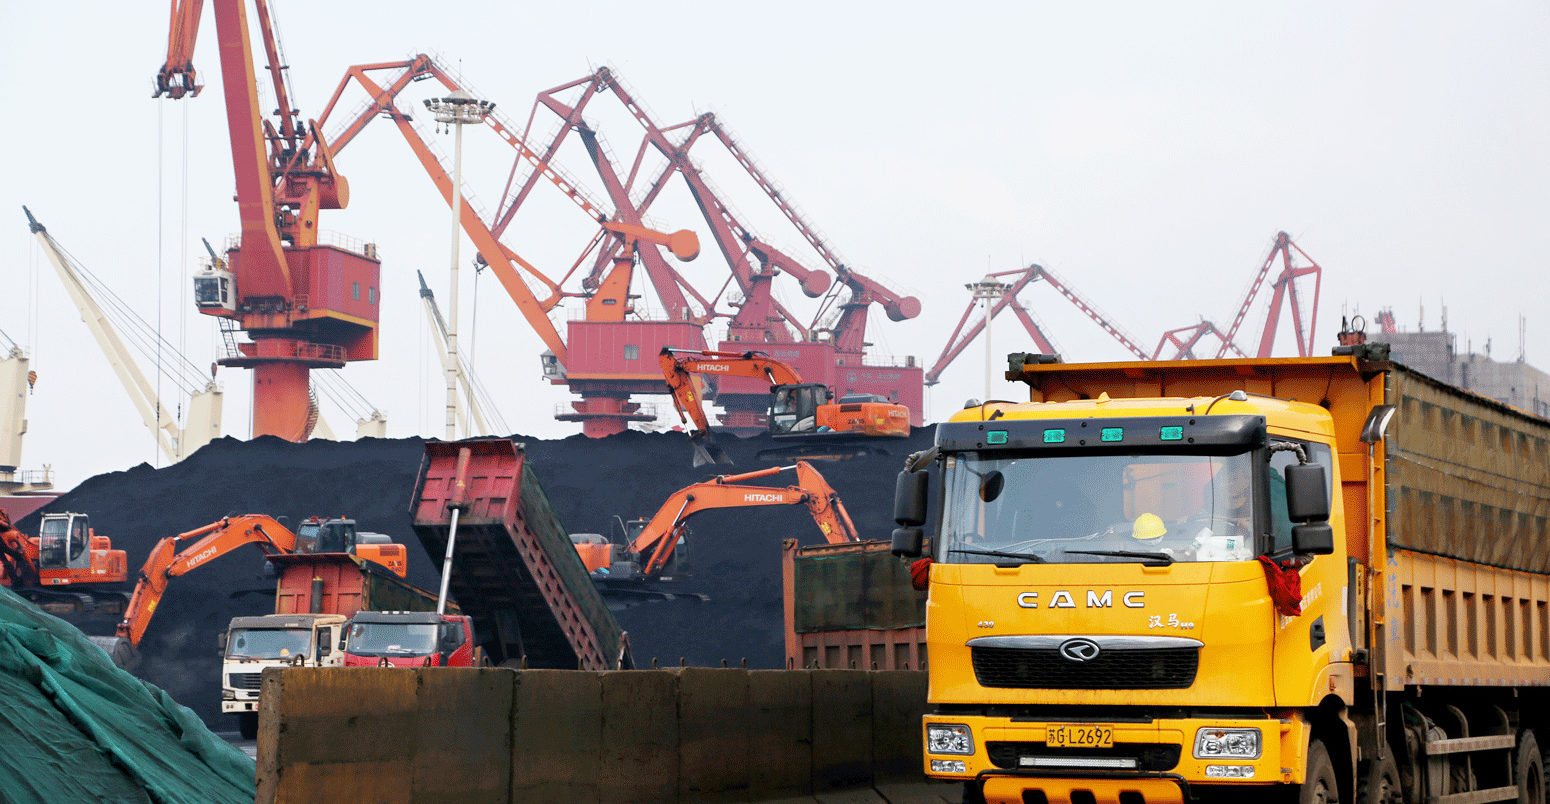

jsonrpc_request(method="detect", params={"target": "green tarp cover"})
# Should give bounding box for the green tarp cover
[0,585,254,803]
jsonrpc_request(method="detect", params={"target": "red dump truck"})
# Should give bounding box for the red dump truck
[894,343,1550,803]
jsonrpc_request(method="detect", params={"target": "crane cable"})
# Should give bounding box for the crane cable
[156,101,166,466]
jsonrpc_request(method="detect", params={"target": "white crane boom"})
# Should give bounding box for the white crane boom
[418,270,490,437]
[24,207,221,463]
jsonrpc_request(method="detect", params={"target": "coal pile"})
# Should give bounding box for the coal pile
[17,428,934,728]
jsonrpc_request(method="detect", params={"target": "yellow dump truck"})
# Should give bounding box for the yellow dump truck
[892,344,1550,804]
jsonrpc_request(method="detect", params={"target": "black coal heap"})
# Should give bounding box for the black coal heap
[18,428,935,728]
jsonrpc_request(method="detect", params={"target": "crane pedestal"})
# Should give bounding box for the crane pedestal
[221,339,348,442]
[554,396,654,438]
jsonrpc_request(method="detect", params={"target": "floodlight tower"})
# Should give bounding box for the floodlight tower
[967,277,1011,402]
[424,89,495,439]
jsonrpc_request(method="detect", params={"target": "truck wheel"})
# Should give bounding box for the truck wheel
[1356,753,1401,804]
[1299,739,1340,804]
[238,713,258,741]
[1518,731,1544,804]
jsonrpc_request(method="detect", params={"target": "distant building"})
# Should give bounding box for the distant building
[1374,328,1550,419]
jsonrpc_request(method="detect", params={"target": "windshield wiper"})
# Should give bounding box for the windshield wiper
[949,548,1046,564]
[1064,549,1173,566]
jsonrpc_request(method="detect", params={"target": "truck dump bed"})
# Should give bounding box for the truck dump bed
[1009,348,1550,689]
[267,552,444,617]
[783,539,926,670]
[410,438,628,670]
[1381,366,1550,573]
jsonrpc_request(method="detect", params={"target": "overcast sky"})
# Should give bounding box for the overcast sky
[3,2,1547,488]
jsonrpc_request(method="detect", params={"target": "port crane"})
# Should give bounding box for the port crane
[927,232,1326,381]
[523,68,925,428]
[312,55,704,436]
[1149,231,1324,359]
[417,271,508,438]
[25,207,223,462]
[926,264,1150,385]
[301,56,921,437]
[0,331,50,494]
[156,0,380,442]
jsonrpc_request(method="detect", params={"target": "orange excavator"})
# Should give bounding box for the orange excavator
[112,514,407,650]
[659,347,911,466]
[0,507,129,613]
[575,461,861,584]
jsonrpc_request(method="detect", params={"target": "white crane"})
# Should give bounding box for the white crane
[24,206,221,464]
[0,329,51,493]
[418,270,507,437]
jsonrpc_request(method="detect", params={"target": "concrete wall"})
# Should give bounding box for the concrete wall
[254,667,956,803]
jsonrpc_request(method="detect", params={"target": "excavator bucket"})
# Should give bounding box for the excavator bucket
[86,635,138,671]
[691,435,733,468]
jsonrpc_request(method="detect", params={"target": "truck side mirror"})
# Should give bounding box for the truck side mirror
[1284,464,1330,523]
[216,631,228,656]
[894,470,929,527]
[892,527,923,558]
[1292,523,1335,555]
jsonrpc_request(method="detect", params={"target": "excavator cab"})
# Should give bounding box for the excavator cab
[769,383,833,435]
[296,517,357,555]
[36,513,91,572]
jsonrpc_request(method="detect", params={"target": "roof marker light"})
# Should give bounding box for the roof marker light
[1043,429,1066,444]
[986,430,1009,445]
[1160,426,1184,441]
[1100,427,1124,442]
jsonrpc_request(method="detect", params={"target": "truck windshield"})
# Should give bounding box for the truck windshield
[345,622,438,657]
[227,628,312,660]
[939,450,1259,565]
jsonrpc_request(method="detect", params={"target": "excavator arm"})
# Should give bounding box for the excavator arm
[117,514,299,646]
[659,347,806,466]
[0,508,39,588]
[626,462,859,576]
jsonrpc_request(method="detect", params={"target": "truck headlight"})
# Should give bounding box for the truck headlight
[1193,728,1261,759]
[927,723,974,755]
[221,689,235,700]
[930,759,968,774]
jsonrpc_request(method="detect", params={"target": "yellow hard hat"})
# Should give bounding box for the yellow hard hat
[1131,513,1167,541]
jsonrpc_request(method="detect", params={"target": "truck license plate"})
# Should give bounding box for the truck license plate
[1047,724,1114,748]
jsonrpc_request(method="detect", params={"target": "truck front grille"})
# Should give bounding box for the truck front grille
[971,646,1198,689]
[987,741,1181,771]
[227,672,262,691]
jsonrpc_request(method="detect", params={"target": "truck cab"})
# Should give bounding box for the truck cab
[897,386,1345,804]
[220,613,346,739]
[340,611,480,668]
